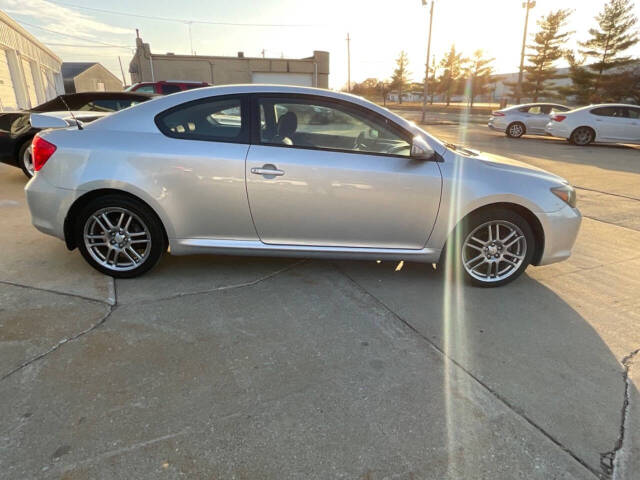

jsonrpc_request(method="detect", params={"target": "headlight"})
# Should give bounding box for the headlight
[551,185,577,208]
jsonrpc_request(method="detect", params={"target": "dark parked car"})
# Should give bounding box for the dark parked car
[0,91,154,178]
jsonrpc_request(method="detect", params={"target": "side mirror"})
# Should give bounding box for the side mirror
[29,113,71,129]
[410,135,435,160]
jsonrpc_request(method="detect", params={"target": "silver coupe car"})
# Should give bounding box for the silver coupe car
[25,85,581,287]
[489,103,571,138]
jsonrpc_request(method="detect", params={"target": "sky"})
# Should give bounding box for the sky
[2,0,640,89]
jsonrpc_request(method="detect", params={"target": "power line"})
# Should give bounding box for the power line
[17,19,133,48]
[47,0,323,27]
[45,42,133,49]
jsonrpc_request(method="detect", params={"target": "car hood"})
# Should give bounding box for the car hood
[458,148,568,185]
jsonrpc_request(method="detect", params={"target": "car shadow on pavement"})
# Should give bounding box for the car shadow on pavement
[0,252,634,478]
[332,258,633,477]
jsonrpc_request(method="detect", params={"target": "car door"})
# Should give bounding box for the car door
[244,94,442,249]
[153,94,257,240]
[590,107,628,140]
[524,105,550,133]
[623,107,640,143]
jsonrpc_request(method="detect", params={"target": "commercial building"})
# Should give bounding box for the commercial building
[0,10,63,111]
[129,36,329,88]
[62,62,123,94]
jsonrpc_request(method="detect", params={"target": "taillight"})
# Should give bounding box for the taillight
[551,115,566,122]
[32,136,57,172]
[492,111,505,116]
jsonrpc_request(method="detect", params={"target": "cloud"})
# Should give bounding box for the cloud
[3,0,131,38]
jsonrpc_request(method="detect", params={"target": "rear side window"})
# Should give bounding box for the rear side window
[133,85,156,93]
[156,96,246,143]
[161,84,181,95]
[624,107,640,119]
[591,107,624,117]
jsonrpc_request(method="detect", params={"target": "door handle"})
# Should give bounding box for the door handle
[251,165,285,176]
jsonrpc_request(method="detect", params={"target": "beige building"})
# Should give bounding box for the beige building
[62,62,123,94]
[0,9,63,111]
[129,36,329,88]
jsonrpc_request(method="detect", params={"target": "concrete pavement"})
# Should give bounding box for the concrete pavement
[1,121,639,479]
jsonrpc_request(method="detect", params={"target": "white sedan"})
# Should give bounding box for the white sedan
[545,104,640,146]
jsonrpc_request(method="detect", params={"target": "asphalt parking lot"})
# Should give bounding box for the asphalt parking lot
[1,124,640,479]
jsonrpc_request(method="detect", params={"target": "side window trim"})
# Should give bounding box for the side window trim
[248,93,413,158]
[155,94,250,144]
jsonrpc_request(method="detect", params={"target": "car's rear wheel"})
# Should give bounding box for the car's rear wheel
[506,122,525,138]
[570,127,594,146]
[18,140,34,178]
[76,195,165,278]
[450,209,535,287]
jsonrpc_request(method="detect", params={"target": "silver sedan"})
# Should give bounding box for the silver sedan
[25,85,581,287]
[489,103,571,138]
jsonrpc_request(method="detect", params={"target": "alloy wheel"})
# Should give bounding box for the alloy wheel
[508,123,524,137]
[23,145,34,176]
[462,220,527,283]
[572,128,593,146]
[83,207,152,272]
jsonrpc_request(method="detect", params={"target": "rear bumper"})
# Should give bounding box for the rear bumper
[25,174,78,241]
[535,204,582,266]
[545,122,571,139]
[488,118,507,132]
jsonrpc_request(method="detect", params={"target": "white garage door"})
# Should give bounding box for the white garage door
[252,72,313,87]
[21,58,38,108]
[41,66,57,100]
[0,49,18,112]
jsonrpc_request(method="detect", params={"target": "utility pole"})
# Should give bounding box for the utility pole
[118,56,127,86]
[187,21,194,55]
[516,1,535,103]
[346,33,351,92]
[420,0,435,123]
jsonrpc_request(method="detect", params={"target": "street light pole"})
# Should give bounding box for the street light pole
[346,33,351,92]
[421,0,434,123]
[516,0,535,104]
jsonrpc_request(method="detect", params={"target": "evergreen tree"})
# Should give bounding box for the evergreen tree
[438,45,466,106]
[579,0,638,102]
[390,51,411,104]
[466,49,494,106]
[559,53,595,104]
[522,9,573,102]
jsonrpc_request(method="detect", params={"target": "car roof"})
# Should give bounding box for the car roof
[86,84,434,141]
[566,103,640,113]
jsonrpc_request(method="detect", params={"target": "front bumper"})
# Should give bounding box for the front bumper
[25,174,78,241]
[535,204,582,266]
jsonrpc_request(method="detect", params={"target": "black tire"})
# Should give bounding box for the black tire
[506,122,525,138]
[569,127,595,146]
[444,208,535,288]
[18,139,34,179]
[75,194,166,278]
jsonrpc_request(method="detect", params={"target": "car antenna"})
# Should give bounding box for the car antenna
[58,95,83,130]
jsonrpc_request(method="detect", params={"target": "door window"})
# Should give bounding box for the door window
[156,96,246,142]
[624,107,640,119]
[527,106,543,114]
[257,97,411,157]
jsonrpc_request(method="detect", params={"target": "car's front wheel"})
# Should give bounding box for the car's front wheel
[18,140,34,178]
[76,195,166,278]
[449,209,535,287]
